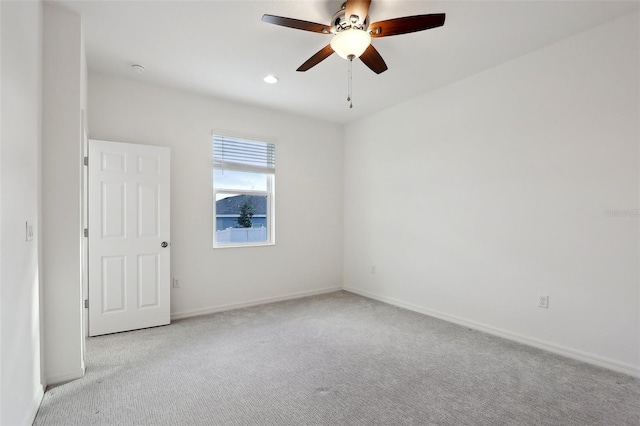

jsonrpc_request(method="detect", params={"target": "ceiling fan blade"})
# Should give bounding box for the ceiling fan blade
[359,44,388,74]
[369,14,446,38]
[345,0,371,27]
[297,45,335,72]
[262,14,331,34]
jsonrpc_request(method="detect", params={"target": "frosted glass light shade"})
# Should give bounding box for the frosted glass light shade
[330,29,371,59]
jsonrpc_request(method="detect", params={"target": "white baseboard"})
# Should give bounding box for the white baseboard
[45,365,86,386]
[344,287,640,378]
[171,286,343,321]
[23,385,44,426]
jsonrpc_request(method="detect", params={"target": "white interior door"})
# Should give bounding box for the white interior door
[88,139,170,336]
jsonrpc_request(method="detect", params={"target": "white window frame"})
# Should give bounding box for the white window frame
[212,134,275,248]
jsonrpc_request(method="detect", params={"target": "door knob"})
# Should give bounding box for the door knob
[161,242,168,248]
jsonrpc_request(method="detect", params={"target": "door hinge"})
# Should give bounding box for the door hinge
[84,228,88,237]
[83,156,88,166]
[84,299,88,309]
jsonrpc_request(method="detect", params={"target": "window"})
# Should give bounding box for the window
[213,135,275,247]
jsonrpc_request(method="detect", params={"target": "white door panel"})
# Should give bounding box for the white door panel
[89,139,170,336]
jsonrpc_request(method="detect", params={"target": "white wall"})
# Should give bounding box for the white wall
[1,2,3,419]
[0,1,44,424]
[344,11,639,376]
[88,73,344,318]
[42,2,85,385]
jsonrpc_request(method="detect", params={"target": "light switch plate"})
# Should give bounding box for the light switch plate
[26,222,34,242]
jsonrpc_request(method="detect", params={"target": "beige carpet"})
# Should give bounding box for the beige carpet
[34,291,640,425]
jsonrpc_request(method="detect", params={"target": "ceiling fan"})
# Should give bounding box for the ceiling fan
[262,0,446,74]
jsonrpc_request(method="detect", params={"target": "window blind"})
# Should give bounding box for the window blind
[213,135,275,173]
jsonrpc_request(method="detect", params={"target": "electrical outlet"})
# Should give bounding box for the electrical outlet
[371,265,376,274]
[173,278,180,288]
[538,295,549,309]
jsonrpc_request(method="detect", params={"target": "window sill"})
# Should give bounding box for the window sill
[213,242,275,249]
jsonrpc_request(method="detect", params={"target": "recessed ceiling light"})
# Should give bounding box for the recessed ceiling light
[131,64,146,74]
[263,75,279,84]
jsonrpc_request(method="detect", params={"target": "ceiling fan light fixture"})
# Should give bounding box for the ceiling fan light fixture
[330,28,371,60]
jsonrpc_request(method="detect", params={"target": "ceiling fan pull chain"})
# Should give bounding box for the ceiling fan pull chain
[348,54,354,109]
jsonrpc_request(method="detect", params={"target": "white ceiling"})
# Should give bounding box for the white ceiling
[57,0,639,124]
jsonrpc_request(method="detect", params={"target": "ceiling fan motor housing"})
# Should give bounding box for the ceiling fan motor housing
[332,3,369,33]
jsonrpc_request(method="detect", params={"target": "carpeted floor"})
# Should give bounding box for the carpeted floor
[34,291,639,425]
